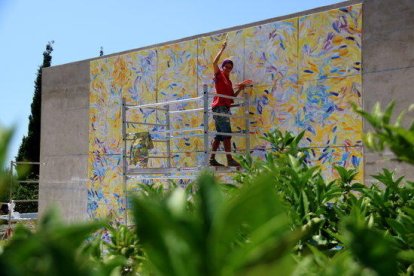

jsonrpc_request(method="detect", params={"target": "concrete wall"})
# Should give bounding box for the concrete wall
[362,0,414,182]
[40,0,414,221]
[39,61,89,221]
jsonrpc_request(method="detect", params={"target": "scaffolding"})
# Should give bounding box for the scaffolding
[121,84,252,185]
[1,161,42,238]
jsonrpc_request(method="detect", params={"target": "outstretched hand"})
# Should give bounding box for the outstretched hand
[236,79,253,90]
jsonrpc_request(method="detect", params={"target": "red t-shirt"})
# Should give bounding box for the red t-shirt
[212,70,234,108]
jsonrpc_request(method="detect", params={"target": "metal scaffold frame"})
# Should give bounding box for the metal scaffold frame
[121,84,252,183]
[1,161,43,238]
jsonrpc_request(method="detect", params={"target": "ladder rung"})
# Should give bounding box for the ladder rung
[128,96,203,109]
[125,121,167,127]
[127,167,200,174]
[17,180,39,184]
[169,108,204,114]
[152,139,169,143]
[208,151,240,155]
[210,112,248,119]
[209,131,249,137]
[11,161,44,165]
[208,93,245,101]
[169,133,205,139]
[128,175,197,180]
[151,127,204,134]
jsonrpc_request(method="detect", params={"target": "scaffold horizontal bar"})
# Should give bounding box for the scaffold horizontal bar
[130,133,204,140]
[128,96,203,109]
[152,139,169,143]
[210,112,248,119]
[169,133,205,139]
[208,93,244,101]
[209,131,249,137]
[125,121,167,127]
[12,199,38,203]
[151,127,204,134]
[125,155,170,159]
[124,105,168,111]
[169,108,204,114]
[208,151,241,155]
[128,175,197,180]
[11,161,44,165]
[127,166,241,176]
[18,180,39,184]
[128,167,200,174]
[132,133,204,140]
[124,137,170,142]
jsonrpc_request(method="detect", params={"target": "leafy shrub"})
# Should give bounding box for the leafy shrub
[1,101,414,275]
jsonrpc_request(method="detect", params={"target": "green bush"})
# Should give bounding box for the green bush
[0,101,414,275]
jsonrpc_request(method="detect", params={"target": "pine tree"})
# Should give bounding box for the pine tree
[14,42,53,212]
[16,41,54,171]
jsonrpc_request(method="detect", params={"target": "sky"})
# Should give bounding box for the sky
[0,0,345,164]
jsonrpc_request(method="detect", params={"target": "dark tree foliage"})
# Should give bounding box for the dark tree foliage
[16,41,53,170]
[14,41,53,212]
[100,46,104,57]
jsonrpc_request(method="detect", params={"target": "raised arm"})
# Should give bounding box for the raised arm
[213,41,227,74]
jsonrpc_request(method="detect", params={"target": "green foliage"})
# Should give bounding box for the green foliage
[0,209,106,276]
[342,207,398,276]
[16,41,53,165]
[354,101,414,164]
[104,224,144,274]
[15,41,54,213]
[0,128,14,200]
[2,101,414,275]
[132,172,302,276]
[81,224,146,275]
[236,130,350,252]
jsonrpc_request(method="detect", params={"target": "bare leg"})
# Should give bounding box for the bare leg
[210,139,220,160]
[223,138,232,160]
[209,138,224,166]
[224,138,240,166]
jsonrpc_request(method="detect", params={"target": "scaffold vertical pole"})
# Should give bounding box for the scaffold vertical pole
[203,84,209,167]
[8,161,13,232]
[244,88,251,155]
[166,105,172,168]
[121,98,128,225]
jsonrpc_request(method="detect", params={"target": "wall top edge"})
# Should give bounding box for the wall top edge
[45,0,362,71]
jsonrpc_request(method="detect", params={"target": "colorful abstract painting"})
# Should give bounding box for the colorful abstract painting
[297,74,363,147]
[88,4,363,222]
[299,5,362,81]
[306,146,364,182]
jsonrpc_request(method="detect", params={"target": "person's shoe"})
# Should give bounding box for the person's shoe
[227,159,240,167]
[209,158,225,167]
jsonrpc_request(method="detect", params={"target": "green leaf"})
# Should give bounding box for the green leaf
[343,208,399,276]
[389,126,414,145]
[398,250,414,263]
[383,101,395,125]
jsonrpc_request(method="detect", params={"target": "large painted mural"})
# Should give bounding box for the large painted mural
[88,4,363,223]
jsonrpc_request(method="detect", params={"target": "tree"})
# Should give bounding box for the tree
[13,41,53,212]
[16,41,54,173]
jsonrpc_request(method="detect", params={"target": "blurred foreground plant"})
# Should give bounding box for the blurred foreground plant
[132,173,305,276]
[354,101,414,164]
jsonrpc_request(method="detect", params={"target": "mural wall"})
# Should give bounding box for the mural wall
[88,4,362,222]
